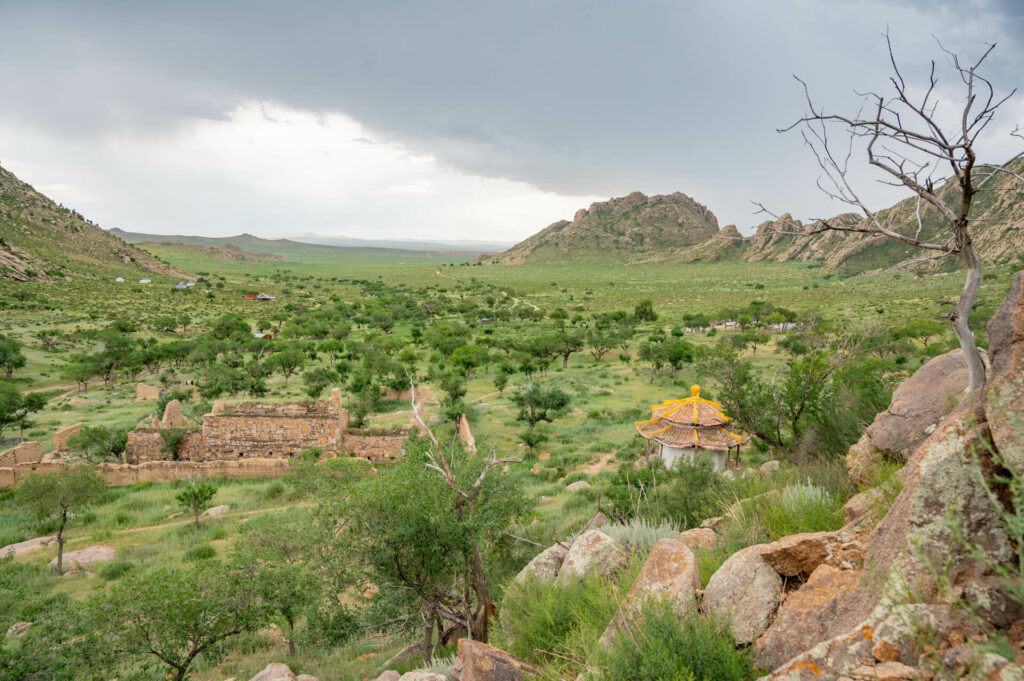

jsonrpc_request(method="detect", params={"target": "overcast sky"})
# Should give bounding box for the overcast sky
[1,1,1022,243]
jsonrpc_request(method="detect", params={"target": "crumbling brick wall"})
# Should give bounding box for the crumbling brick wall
[343,428,409,462]
[125,430,203,464]
[52,423,83,452]
[0,441,43,467]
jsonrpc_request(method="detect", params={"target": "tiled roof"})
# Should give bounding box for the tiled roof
[634,385,749,451]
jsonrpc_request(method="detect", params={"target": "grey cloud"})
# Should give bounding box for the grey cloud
[0,0,1021,233]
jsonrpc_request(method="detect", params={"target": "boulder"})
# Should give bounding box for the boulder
[752,563,865,670]
[159,399,189,429]
[48,545,115,569]
[759,530,846,577]
[374,673,401,681]
[557,530,627,584]
[598,538,700,647]
[701,545,782,645]
[247,663,297,681]
[6,621,31,637]
[398,672,447,681]
[202,504,230,518]
[677,527,716,550]
[759,460,782,475]
[451,638,537,680]
[296,676,319,681]
[985,271,1024,478]
[1,535,54,559]
[566,480,591,492]
[514,543,568,583]
[135,382,160,402]
[587,511,610,528]
[846,349,971,485]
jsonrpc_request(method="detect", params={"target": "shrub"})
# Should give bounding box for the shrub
[183,544,216,561]
[599,602,757,681]
[607,458,721,529]
[602,519,680,553]
[99,560,135,581]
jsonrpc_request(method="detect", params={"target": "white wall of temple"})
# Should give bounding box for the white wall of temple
[659,444,728,472]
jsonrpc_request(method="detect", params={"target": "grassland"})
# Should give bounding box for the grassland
[1,244,1020,680]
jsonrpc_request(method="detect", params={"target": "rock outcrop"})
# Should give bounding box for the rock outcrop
[701,545,783,644]
[48,545,115,570]
[557,530,627,585]
[846,349,972,485]
[754,273,1024,679]
[451,638,536,680]
[514,543,568,583]
[598,538,700,647]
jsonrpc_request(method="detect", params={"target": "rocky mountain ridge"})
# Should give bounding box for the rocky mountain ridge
[485,159,1024,269]
[0,164,188,281]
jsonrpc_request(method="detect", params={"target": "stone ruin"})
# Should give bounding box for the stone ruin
[124,387,409,466]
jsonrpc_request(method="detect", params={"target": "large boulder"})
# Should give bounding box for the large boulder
[135,382,160,402]
[557,530,627,584]
[846,349,972,485]
[701,545,783,645]
[599,538,700,647]
[752,564,866,670]
[986,271,1024,478]
[374,672,401,681]
[248,663,297,681]
[514,543,568,583]
[753,274,1024,679]
[1,535,54,559]
[48,545,115,569]
[677,527,716,550]
[451,638,537,680]
[759,530,847,577]
[398,672,447,681]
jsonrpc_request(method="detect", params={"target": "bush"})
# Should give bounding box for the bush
[99,560,135,581]
[183,544,216,561]
[602,519,680,553]
[599,601,757,681]
[607,458,722,529]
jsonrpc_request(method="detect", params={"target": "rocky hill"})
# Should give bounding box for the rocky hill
[480,191,721,264]
[137,241,286,264]
[485,159,1024,270]
[0,164,188,281]
[744,159,1024,269]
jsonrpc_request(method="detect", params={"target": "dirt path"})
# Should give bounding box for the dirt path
[114,501,312,535]
[583,451,617,475]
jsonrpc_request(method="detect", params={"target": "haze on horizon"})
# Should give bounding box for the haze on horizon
[1,0,1022,245]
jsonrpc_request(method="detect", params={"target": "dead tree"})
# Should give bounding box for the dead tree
[757,32,1023,390]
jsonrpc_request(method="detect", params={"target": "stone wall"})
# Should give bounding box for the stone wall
[0,461,66,488]
[95,458,292,485]
[125,429,203,464]
[202,412,344,459]
[343,429,409,462]
[136,382,160,401]
[0,441,43,467]
[52,423,83,453]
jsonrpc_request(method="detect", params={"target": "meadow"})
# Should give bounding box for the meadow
[1,244,1019,681]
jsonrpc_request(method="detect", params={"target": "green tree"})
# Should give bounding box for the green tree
[65,425,129,463]
[0,333,26,379]
[302,366,336,399]
[511,383,570,430]
[16,466,105,575]
[0,384,47,439]
[88,563,262,681]
[176,477,218,528]
[229,512,317,657]
[633,299,658,323]
[266,348,306,383]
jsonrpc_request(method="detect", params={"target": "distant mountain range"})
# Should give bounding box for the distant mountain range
[481,159,1024,270]
[111,228,512,256]
[0,164,188,281]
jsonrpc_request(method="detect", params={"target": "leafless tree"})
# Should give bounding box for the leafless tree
[756,32,1023,390]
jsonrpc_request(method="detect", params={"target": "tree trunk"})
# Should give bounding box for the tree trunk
[421,606,436,665]
[5,366,11,379]
[954,243,987,391]
[287,618,296,657]
[469,547,490,643]
[55,514,66,576]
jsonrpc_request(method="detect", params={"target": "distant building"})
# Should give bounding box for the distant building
[174,282,188,290]
[139,278,151,284]
[257,293,276,301]
[245,293,257,299]
[115,277,125,283]
[252,332,273,340]
[634,385,749,472]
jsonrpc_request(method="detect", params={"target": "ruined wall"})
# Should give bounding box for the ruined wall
[95,458,292,485]
[343,429,408,462]
[125,430,203,464]
[0,441,43,467]
[201,412,344,459]
[52,423,82,452]
[0,461,66,488]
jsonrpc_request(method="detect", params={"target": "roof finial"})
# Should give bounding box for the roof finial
[691,384,701,398]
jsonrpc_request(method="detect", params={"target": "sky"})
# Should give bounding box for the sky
[1,0,1022,243]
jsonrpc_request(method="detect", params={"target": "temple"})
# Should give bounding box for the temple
[635,385,749,472]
